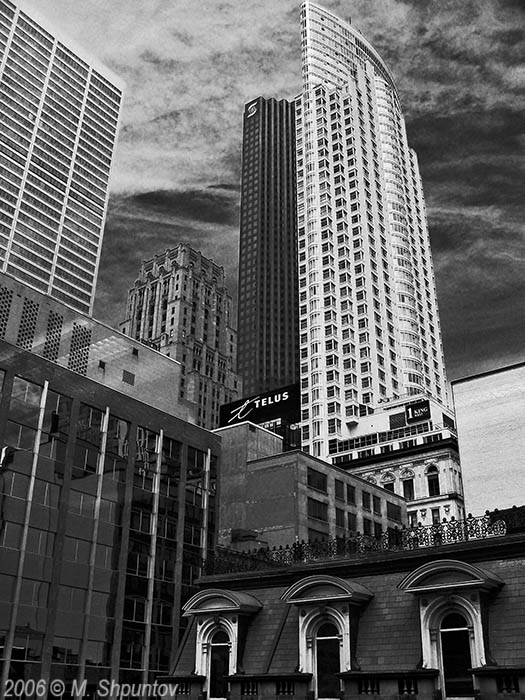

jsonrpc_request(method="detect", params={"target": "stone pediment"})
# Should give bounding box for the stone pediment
[398,559,504,594]
[182,589,262,616]
[281,575,373,606]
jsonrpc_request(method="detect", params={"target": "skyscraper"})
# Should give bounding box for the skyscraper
[297,2,449,460]
[237,96,299,396]
[0,0,123,314]
[119,244,240,430]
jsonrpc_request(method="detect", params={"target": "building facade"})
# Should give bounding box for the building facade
[452,362,525,515]
[215,422,407,548]
[0,0,123,314]
[296,3,448,459]
[330,396,465,525]
[0,338,220,691]
[0,270,195,420]
[119,245,240,430]
[167,514,525,700]
[237,97,299,396]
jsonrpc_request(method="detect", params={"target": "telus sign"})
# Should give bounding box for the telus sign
[219,384,300,427]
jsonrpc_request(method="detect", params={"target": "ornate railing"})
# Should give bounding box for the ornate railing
[203,513,508,576]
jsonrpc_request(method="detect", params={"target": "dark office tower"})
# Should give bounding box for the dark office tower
[237,97,299,396]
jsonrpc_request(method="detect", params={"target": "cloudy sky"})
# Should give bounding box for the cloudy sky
[36,0,524,381]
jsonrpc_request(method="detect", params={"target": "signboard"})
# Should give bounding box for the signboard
[219,383,300,428]
[405,399,431,424]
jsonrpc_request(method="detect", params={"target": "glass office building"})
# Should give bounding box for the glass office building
[0,344,220,690]
[0,0,123,314]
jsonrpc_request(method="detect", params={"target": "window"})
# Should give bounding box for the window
[399,560,503,699]
[307,468,327,493]
[335,479,345,501]
[403,479,415,500]
[308,498,328,522]
[187,590,261,690]
[427,466,440,496]
[122,369,135,386]
[316,622,340,697]
[209,630,230,699]
[440,613,474,697]
[346,484,356,504]
[387,502,402,522]
[372,495,381,515]
[362,491,371,511]
[282,576,372,695]
[335,508,345,528]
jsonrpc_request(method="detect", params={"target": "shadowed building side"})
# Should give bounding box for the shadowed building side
[237,97,299,397]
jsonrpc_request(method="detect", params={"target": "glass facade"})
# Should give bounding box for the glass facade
[0,357,219,689]
[0,0,123,313]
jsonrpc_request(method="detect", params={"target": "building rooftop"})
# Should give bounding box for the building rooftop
[451,359,525,385]
[203,506,525,578]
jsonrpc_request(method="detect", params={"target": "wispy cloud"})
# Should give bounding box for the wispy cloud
[33,0,525,379]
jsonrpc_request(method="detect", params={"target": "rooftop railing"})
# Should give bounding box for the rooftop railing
[203,511,515,576]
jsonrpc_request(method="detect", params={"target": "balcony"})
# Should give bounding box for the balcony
[203,511,521,576]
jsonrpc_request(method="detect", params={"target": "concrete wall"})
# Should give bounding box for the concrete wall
[453,363,525,515]
[214,423,407,548]
[214,422,284,546]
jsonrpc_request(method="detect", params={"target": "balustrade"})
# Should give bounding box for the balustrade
[203,513,508,576]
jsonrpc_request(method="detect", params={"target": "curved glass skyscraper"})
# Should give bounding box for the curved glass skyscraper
[297,2,449,459]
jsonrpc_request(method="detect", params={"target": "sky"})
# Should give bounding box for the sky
[35,0,524,382]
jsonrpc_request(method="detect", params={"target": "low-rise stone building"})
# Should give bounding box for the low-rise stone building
[215,422,407,547]
[165,510,525,700]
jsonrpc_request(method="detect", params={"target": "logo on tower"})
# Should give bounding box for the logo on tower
[219,384,300,427]
[405,400,431,424]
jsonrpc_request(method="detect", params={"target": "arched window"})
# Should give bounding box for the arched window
[316,622,341,698]
[209,629,230,700]
[281,575,373,698]
[401,468,415,500]
[381,471,396,493]
[182,588,262,685]
[399,560,504,699]
[440,613,474,697]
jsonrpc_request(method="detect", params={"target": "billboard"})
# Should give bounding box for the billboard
[405,399,431,424]
[219,383,301,427]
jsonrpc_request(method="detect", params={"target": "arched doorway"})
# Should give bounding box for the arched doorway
[316,621,340,699]
[209,629,229,700]
[440,612,474,697]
